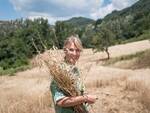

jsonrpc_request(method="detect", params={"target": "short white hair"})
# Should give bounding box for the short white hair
[63,35,83,51]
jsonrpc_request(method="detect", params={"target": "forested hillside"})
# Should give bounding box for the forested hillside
[95,0,150,40]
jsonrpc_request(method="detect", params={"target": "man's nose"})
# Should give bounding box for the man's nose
[72,50,77,55]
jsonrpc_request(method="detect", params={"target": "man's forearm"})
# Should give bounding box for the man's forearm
[56,95,87,107]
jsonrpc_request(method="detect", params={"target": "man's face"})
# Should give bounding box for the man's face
[64,42,81,65]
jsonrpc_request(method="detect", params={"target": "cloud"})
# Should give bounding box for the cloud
[111,0,139,9]
[9,0,139,24]
[27,12,73,25]
[90,3,115,19]
[9,0,31,11]
[91,0,139,19]
[10,0,101,16]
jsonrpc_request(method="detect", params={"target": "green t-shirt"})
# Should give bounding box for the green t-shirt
[50,63,87,113]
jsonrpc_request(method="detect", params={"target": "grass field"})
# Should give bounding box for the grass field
[0,40,150,113]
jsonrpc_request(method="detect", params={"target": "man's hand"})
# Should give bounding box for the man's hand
[84,94,98,104]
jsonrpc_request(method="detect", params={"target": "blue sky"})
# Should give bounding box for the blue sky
[0,0,139,24]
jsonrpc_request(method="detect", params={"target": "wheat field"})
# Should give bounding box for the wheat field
[0,40,150,113]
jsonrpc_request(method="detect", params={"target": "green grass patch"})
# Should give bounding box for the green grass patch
[133,49,150,69]
[0,65,32,76]
[103,49,150,69]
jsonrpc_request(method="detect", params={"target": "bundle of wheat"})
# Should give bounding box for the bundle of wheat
[35,48,87,113]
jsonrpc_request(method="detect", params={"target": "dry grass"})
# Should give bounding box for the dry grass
[0,87,53,113]
[124,71,150,111]
[0,67,54,113]
[139,87,150,110]
[84,68,150,113]
[0,90,52,113]
[0,40,150,113]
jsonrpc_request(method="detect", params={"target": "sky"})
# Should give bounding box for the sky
[0,0,139,24]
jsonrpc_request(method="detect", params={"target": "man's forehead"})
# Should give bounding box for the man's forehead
[66,42,77,49]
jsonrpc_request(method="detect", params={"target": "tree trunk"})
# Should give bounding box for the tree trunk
[105,47,110,59]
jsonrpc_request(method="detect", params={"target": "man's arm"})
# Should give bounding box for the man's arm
[57,94,97,107]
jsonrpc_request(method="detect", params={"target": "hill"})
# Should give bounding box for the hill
[63,17,95,28]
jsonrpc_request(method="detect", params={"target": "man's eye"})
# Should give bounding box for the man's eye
[69,49,74,52]
[76,49,80,52]
[68,48,81,52]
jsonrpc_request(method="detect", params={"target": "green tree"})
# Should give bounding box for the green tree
[0,18,54,70]
[81,24,95,48]
[92,27,115,59]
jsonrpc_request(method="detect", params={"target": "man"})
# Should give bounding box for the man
[50,35,97,113]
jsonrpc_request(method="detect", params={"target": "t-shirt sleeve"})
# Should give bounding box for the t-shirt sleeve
[50,81,66,104]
